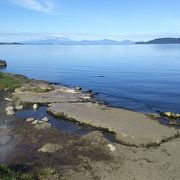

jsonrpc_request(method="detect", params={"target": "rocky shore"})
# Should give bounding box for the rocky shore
[1,72,180,180]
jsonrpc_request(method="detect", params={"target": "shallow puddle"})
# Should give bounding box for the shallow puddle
[16,106,93,135]
[15,106,118,143]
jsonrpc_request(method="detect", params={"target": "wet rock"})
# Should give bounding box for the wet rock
[175,114,180,118]
[26,118,35,122]
[162,112,180,119]
[86,89,93,96]
[38,143,61,153]
[41,117,49,122]
[15,105,24,110]
[33,103,39,109]
[163,112,172,117]
[75,87,82,91]
[5,106,15,115]
[107,144,116,152]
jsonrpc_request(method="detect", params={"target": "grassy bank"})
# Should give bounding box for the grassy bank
[0,72,23,90]
[0,164,34,180]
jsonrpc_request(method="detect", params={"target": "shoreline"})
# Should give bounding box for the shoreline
[1,71,178,147]
[1,71,180,179]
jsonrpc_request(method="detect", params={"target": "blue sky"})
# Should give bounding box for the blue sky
[0,0,180,41]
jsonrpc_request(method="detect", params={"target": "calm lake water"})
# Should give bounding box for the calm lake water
[0,45,180,113]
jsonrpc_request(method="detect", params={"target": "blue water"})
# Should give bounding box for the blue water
[0,44,180,113]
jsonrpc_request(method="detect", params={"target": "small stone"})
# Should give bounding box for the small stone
[163,112,180,119]
[33,103,39,109]
[32,120,38,125]
[7,110,15,115]
[38,143,61,153]
[41,117,49,122]
[175,113,180,118]
[5,106,14,111]
[163,112,172,117]
[107,144,116,152]
[26,118,35,122]
[5,98,12,102]
[48,104,52,107]
[5,106,15,115]
[15,105,24,110]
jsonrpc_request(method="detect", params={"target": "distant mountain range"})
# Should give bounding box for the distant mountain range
[136,38,180,44]
[21,38,134,45]
[2,37,180,45]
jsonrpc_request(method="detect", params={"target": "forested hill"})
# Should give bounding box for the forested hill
[136,38,180,44]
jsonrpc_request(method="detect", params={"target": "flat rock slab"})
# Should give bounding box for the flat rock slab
[48,102,179,147]
[13,85,89,104]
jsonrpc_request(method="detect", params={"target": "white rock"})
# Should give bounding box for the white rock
[107,144,116,152]
[33,104,39,109]
[75,87,82,91]
[38,143,61,153]
[32,120,38,125]
[80,95,91,100]
[163,112,172,117]
[5,106,15,116]
[7,110,15,115]
[5,106,14,112]
[65,89,76,93]
[5,98,12,102]
[41,117,49,122]
[15,105,24,110]
[38,120,45,124]
[26,118,35,122]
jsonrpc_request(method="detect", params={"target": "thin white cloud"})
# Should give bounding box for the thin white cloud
[10,0,56,13]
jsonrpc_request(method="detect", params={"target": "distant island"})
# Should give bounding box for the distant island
[0,42,22,45]
[21,38,134,45]
[136,38,180,44]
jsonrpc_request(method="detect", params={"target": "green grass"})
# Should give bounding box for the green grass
[32,87,50,93]
[0,164,34,180]
[0,164,63,180]
[0,72,23,90]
